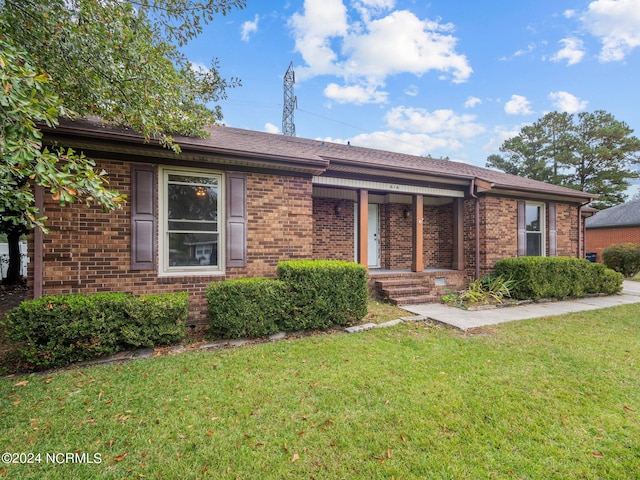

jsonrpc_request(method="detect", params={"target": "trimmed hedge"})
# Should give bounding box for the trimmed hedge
[207,278,289,339]
[493,257,623,300]
[277,260,369,331]
[2,292,188,369]
[206,260,369,338]
[602,243,640,278]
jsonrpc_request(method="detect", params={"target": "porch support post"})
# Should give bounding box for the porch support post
[357,189,369,268]
[411,194,424,272]
[452,198,464,271]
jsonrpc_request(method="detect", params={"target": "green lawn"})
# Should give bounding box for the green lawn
[1,304,639,479]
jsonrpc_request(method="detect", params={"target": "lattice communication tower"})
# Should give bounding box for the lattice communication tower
[282,62,297,137]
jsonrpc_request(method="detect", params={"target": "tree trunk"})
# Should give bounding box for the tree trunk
[4,229,23,285]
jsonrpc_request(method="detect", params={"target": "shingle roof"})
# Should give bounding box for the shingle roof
[44,118,595,201]
[585,199,640,228]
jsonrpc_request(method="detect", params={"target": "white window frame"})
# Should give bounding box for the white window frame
[158,166,225,276]
[525,201,546,257]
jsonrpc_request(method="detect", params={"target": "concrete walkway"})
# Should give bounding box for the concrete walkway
[402,280,640,331]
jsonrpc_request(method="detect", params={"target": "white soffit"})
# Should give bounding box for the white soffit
[312,176,465,198]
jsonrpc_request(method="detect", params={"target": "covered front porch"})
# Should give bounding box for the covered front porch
[312,176,472,303]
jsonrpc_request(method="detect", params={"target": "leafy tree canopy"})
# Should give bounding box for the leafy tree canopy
[1,0,244,283]
[486,111,640,209]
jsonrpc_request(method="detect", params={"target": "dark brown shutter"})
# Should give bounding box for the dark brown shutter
[548,203,557,257]
[131,165,156,270]
[226,173,247,268]
[517,200,526,257]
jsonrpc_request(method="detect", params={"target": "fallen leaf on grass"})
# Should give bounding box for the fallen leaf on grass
[14,380,28,387]
[400,434,407,443]
[387,449,393,459]
[623,405,636,413]
[291,453,299,463]
[113,453,128,462]
[591,452,604,458]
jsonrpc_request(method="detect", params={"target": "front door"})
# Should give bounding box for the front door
[354,203,381,268]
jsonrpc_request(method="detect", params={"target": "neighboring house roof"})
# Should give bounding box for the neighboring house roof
[41,118,595,202]
[585,199,640,228]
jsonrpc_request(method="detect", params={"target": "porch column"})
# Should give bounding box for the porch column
[411,194,424,272]
[452,198,464,271]
[357,189,368,268]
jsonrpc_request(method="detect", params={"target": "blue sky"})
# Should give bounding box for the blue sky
[181,0,640,195]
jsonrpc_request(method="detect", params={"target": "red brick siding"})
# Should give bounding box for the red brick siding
[27,159,314,325]
[463,195,581,280]
[312,198,355,261]
[586,226,640,262]
[380,203,412,269]
[424,203,454,269]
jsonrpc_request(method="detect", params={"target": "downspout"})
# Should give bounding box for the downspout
[470,179,480,280]
[578,198,592,259]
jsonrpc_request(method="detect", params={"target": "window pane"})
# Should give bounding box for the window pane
[526,232,542,256]
[168,220,217,232]
[168,233,218,267]
[167,184,218,222]
[526,205,541,232]
[168,175,218,186]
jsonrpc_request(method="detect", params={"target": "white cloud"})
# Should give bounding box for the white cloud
[500,43,536,61]
[504,95,533,115]
[550,37,585,65]
[548,91,588,113]
[189,62,208,75]
[241,14,259,42]
[289,0,472,104]
[404,85,419,97]
[289,0,349,76]
[324,83,388,104]
[483,125,524,154]
[464,96,482,108]
[342,10,472,83]
[580,0,640,61]
[385,106,485,138]
[564,9,577,19]
[321,131,459,156]
[317,105,485,157]
[264,122,280,134]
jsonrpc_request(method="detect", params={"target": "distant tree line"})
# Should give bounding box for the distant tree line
[487,110,640,209]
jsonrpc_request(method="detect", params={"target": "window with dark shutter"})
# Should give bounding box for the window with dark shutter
[226,173,247,268]
[131,165,156,270]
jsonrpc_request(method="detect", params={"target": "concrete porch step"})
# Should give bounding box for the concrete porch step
[390,295,440,305]
[382,286,433,297]
[376,278,424,288]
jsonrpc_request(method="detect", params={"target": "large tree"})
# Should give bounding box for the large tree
[487,111,640,209]
[0,0,244,284]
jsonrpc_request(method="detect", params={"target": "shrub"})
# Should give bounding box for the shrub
[440,275,518,306]
[494,257,623,300]
[602,243,640,278]
[206,278,288,338]
[2,292,188,369]
[277,260,368,331]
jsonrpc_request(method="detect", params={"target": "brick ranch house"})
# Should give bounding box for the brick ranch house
[586,198,640,262]
[29,118,595,325]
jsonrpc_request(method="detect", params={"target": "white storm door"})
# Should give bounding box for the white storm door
[353,202,381,267]
[368,204,380,267]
